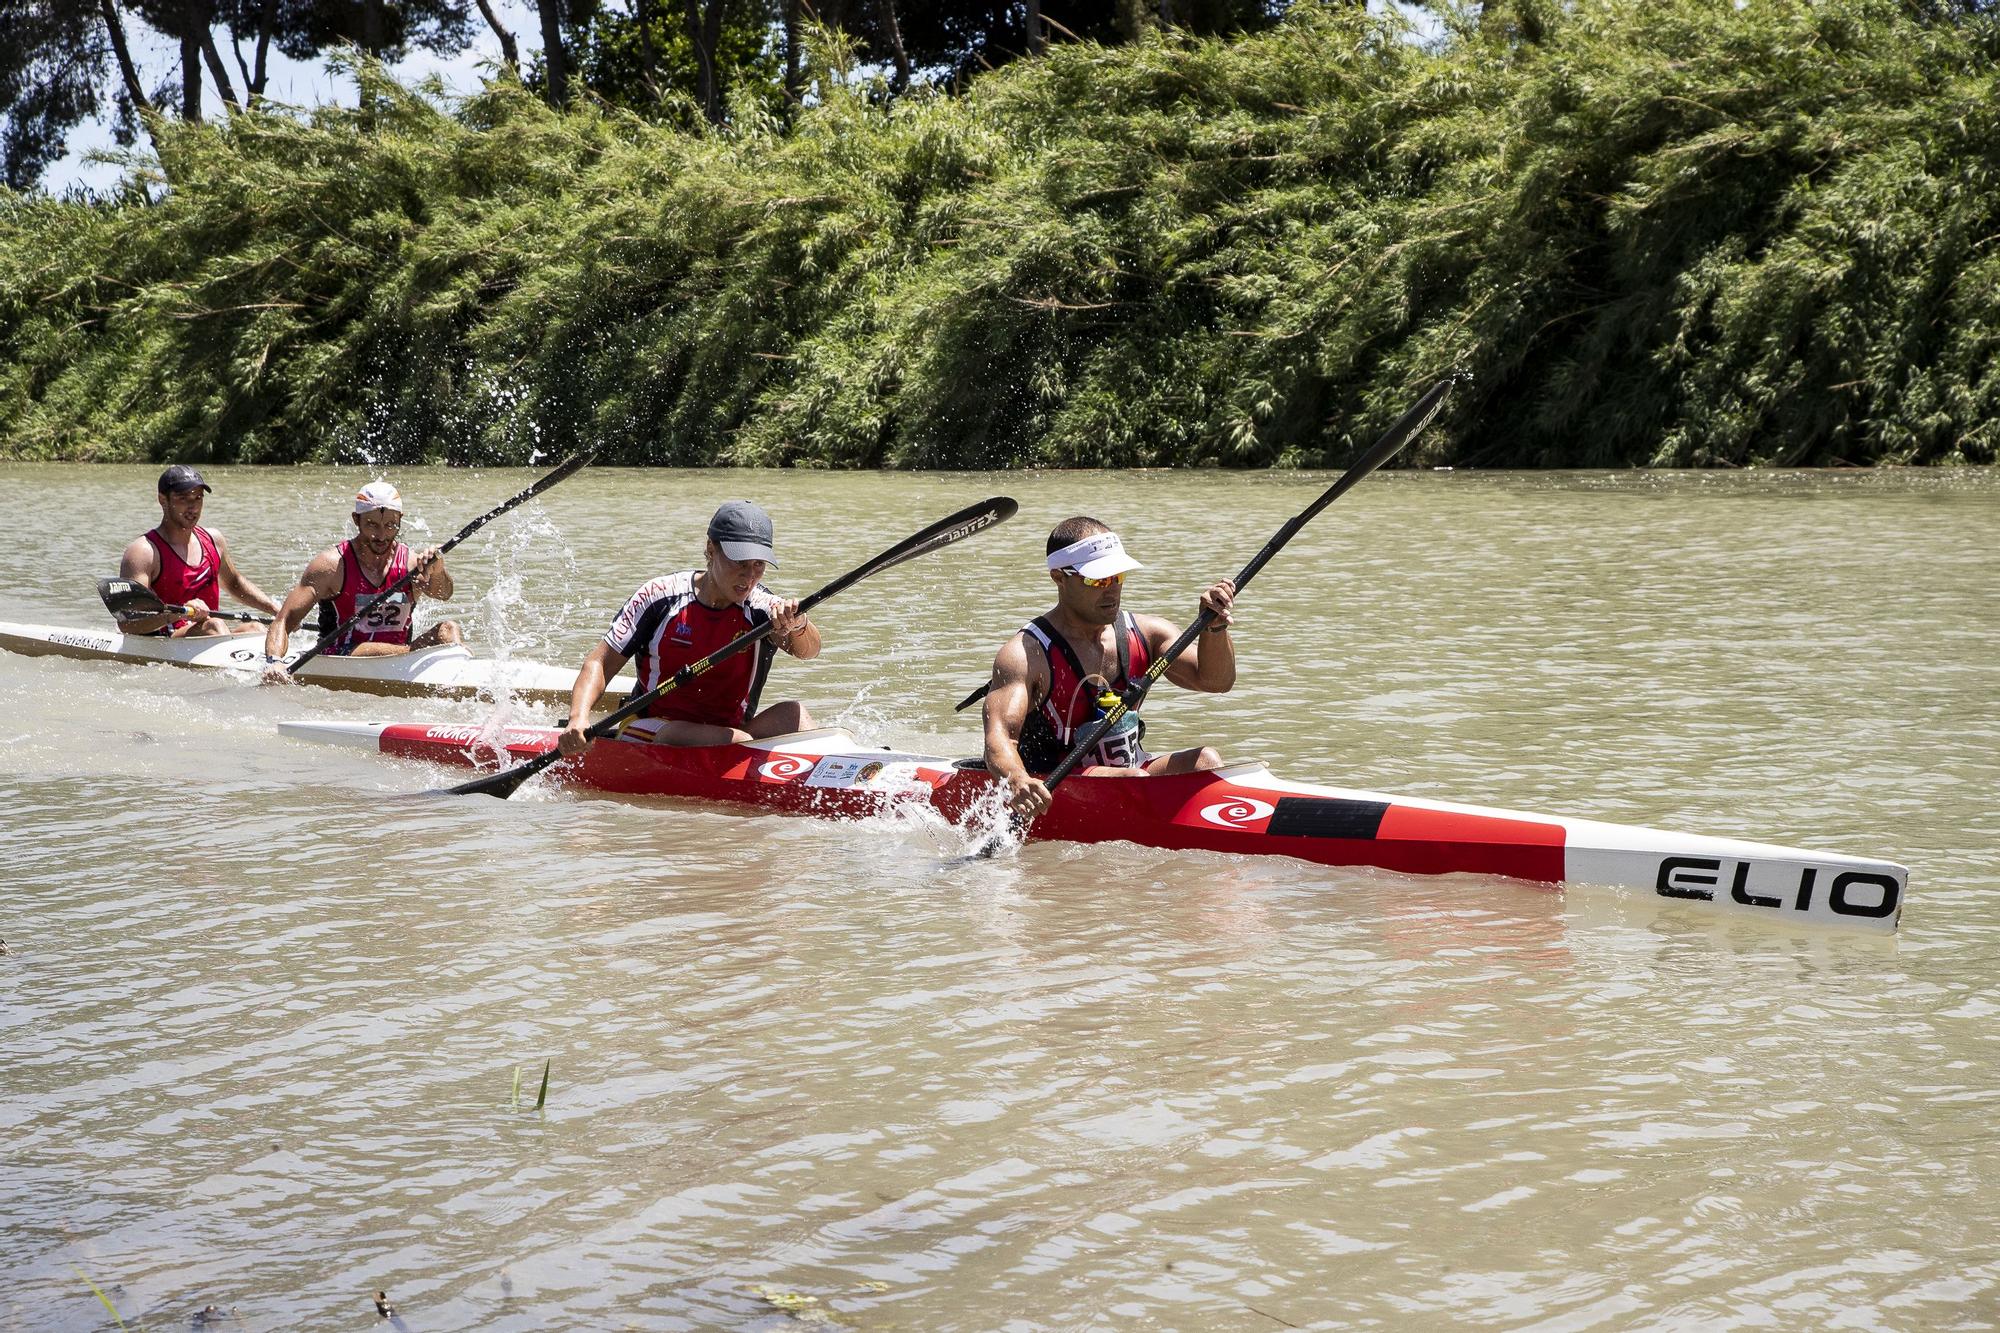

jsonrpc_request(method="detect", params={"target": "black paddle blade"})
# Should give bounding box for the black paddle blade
[803,496,1019,609]
[1295,377,1454,530]
[965,823,1021,861]
[441,748,564,799]
[98,576,167,617]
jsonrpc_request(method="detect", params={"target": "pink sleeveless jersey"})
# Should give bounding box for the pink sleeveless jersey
[142,526,220,633]
[319,540,414,654]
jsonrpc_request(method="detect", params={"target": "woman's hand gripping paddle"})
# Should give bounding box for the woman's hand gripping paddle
[443,496,1021,800]
[971,378,1454,859]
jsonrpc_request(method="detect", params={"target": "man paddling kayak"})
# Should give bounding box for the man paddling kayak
[983,517,1236,819]
[115,465,281,637]
[260,481,460,682]
[557,501,818,754]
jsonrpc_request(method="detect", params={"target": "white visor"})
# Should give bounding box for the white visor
[353,481,404,515]
[1047,531,1143,579]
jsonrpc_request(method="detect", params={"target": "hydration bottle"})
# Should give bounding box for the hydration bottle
[1093,689,1143,767]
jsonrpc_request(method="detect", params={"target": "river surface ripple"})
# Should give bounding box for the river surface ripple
[2,464,1996,1330]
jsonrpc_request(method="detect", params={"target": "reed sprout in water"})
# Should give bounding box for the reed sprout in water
[511,1059,551,1112]
[71,1266,127,1329]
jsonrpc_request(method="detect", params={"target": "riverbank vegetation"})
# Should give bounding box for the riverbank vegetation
[2,0,1996,468]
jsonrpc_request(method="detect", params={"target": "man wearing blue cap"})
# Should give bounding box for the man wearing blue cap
[557,501,819,754]
[982,514,1237,818]
[115,464,280,637]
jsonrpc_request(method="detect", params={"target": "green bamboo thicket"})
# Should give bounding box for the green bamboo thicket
[1,0,1995,469]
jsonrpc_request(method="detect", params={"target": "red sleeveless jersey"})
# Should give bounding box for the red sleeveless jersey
[317,540,414,655]
[143,526,220,632]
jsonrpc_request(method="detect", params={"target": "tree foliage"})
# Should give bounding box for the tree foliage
[1,0,1996,468]
[1,0,116,189]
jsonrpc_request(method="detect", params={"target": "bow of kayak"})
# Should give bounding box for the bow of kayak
[276,720,1908,933]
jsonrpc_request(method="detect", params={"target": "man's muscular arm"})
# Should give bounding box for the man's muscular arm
[983,634,1051,818]
[261,551,342,680]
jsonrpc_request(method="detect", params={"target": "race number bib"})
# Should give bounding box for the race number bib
[353,590,412,636]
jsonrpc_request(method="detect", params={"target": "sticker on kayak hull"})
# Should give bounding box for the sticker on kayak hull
[804,756,924,789]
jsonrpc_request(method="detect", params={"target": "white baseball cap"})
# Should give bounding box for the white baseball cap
[353,481,404,514]
[1047,531,1143,579]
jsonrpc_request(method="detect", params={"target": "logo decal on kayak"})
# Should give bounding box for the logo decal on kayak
[1199,796,1275,830]
[757,755,814,781]
[1655,856,1901,922]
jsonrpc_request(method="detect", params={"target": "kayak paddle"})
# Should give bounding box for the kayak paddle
[99,576,273,625]
[973,377,1454,858]
[280,446,599,677]
[443,495,1021,800]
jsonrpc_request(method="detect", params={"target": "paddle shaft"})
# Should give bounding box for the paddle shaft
[282,448,597,675]
[151,604,269,625]
[447,496,1020,799]
[1035,379,1454,797]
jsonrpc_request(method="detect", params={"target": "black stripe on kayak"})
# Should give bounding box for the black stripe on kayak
[1267,797,1389,841]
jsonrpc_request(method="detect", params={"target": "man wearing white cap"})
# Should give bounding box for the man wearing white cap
[260,480,459,680]
[557,500,819,753]
[982,515,1237,818]
[115,464,281,637]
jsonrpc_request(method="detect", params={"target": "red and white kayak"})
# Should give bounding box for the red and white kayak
[277,721,1908,932]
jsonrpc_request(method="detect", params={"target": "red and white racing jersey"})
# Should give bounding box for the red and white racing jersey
[605,571,781,726]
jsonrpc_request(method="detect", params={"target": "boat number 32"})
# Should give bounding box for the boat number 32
[1655,856,1900,920]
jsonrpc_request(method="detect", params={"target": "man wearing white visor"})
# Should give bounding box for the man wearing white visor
[982,515,1236,818]
[261,479,459,681]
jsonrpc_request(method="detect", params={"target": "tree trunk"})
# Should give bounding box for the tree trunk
[874,0,909,91]
[252,2,273,97]
[200,21,242,108]
[782,0,803,105]
[635,0,659,98]
[537,0,567,103]
[99,0,154,118]
[181,0,203,121]
[228,12,251,92]
[472,0,520,72]
[362,0,387,55]
[684,0,724,125]
[1027,0,1045,55]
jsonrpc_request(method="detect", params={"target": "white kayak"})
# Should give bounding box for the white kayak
[0,620,584,705]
